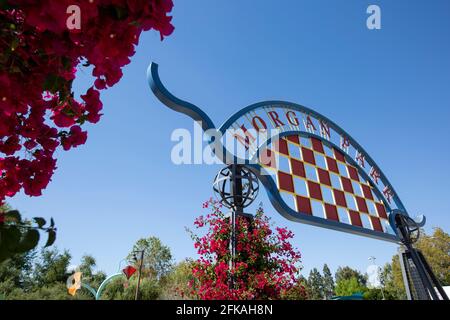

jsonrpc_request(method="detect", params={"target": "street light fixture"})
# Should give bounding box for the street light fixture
[368,256,385,300]
[132,249,145,300]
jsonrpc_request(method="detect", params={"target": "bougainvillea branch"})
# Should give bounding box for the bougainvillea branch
[185,199,306,300]
[0,1,174,203]
[0,209,57,262]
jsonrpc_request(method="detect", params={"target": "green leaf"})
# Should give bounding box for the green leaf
[11,38,19,51]
[0,226,20,262]
[50,218,55,228]
[0,240,11,263]
[42,74,65,93]
[5,210,21,222]
[2,226,21,251]
[16,229,40,253]
[33,217,46,228]
[45,230,56,247]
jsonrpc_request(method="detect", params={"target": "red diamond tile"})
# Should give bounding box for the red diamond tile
[375,203,388,219]
[348,166,359,181]
[326,157,339,174]
[334,148,346,162]
[349,210,363,227]
[324,203,339,222]
[296,195,312,215]
[287,135,300,144]
[317,168,331,186]
[290,158,305,177]
[333,189,347,207]
[302,147,316,165]
[341,177,353,193]
[361,184,374,200]
[370,216,383,232]
[307,181,322,200]
[355,196,369,213]
[277,138,289,155]
[278,171,294,193]
[311,138,324,153]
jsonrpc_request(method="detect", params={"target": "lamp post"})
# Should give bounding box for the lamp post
[368,256,385,300]
[132,250,145,300]
[213,165,259,289]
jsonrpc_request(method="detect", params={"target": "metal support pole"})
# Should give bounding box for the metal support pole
[417,250,449,300]
[398,246,413,300]
[394,214,448,300]
[134,250,145,300]
[229,164,244,290]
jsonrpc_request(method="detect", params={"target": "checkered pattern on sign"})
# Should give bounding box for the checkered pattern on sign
[258,134,393,234]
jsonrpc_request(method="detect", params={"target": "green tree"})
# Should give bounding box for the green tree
[335,266,367,286]
[415,228,450,285]
[78,255,107,291]
[335,277,367,297]
[382,228,449,300]
[322,264,335,299]
[160,259,195,300]
[102,277,161,300]
[281,275,309,300]
[0,250,35,289]
[363,288,388,300]
[33,247,71,287]
[379,262,405,300]
[307,268,324,300]
[128,236,173,280]
[0,250,36,299]
[0,246,98,300]
[102,236,174,300]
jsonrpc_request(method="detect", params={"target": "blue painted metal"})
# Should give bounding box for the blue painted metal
[95,273,123,300]
[146,62,423,244]
[331,293,364,300]
[148,63,216,132]
[81,282,97,298]
[77,273,123,300]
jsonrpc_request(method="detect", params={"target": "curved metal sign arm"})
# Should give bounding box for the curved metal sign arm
[147,63,216,132]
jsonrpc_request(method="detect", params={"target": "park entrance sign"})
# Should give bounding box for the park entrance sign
[218,102,402,243]
[148,63,409,243]
[147,63,447,300]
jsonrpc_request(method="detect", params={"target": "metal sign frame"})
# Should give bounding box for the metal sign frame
[147,62,426,244]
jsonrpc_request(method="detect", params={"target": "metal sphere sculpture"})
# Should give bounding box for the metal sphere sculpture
[213,165,259,209]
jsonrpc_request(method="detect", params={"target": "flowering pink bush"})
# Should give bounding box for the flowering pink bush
[186,199,306,300]
[0,1,174,204]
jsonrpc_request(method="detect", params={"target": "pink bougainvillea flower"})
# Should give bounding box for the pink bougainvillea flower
[185,199,306,300]
[0,1,174,204]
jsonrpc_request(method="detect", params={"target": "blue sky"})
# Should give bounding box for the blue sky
[10,0,450,278]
